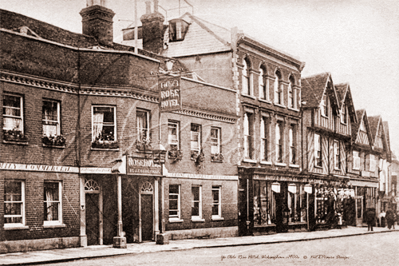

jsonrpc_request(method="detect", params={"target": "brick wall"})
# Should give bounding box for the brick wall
[1,171,80,241]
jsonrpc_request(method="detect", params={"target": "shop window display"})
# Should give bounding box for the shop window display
[253,181,276,226]
[288,184,307,223]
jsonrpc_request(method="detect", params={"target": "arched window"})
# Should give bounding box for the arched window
[259,66,267,100]
[288,76,295,108]
[242,58,251,95]
[274,71,282,105]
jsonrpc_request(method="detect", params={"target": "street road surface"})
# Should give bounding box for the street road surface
[49,232,399,266]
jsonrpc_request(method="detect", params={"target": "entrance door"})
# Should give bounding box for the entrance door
[86,193,99,245]
[141,194,153,241]
[238,189,247,236]
[355,196,363,227]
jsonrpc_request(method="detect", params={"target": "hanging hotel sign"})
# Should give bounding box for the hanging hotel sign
[304,184,312,194]
[272,182,280,193]
[159,75,182,112]
[126,156,162,176]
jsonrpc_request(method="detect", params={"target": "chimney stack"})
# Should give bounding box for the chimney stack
[80,0,115,47]
[140,0,165,54]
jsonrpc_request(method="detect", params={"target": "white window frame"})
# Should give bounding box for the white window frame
[91,105,117,142]
[274,72,282,105]
[168,121,179,149]
[244,113,253,160]
[43,181,63,226]
[288,80,294,109]
[334,140,340,170]
[260,116,269,162]
[212,186,222,219]
[136,109,150,142]
[259,68,268,100]
[289,124,296,165]
[315,133,322,167]
[3,94,24,133]
[169,184,181,221]
[42,100,61,137]
[190,124,201,152]
[4,180,25,228]
[191,186,203,220]
[210,127,221,155]
[353,151,360,170]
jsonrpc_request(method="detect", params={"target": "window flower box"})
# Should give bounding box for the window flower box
[191,150,204,164]
[3,129,28,143]
[211,153,224,162]
[42,135,66,147]
[92,132,118,149]
[135,137,152,151]
[168,147,183,163]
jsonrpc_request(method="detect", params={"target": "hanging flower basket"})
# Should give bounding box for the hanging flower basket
[191,150,205,165]
[168,147,183,163]
[211,153,224,162]
[135,137,152,151]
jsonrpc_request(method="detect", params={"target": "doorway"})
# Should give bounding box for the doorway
[86,193,99,245]
[355,196,363,227]
[141,194,153,241]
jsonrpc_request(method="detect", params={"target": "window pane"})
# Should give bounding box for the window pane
[169,185,179,194]
[4,203,22,215]
[169,200,178,210]
[42,101,58,122]
[212,205,219,216]
[4,181,22,201]
[44,183,59,201]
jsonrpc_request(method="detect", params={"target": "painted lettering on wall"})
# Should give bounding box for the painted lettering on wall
[159,76,181,112]
[0,163,79,173]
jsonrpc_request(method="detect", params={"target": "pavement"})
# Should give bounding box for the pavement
[1,226,398,265]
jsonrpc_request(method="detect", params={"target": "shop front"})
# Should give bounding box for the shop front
[348,180,378,227]
[238,170,312,236]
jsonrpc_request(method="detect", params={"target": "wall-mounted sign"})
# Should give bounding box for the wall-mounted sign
[272,182,280,193]
[159,75,181,112]
[304,184,312,194]
[127,156,162,176]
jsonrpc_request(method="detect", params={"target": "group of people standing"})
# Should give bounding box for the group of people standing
[366,208,396,231]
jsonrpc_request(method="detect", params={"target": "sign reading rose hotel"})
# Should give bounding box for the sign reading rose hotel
[126,156,162,176]
[159,75,181,112]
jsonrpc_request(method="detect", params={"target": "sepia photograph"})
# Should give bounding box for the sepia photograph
[0,0,398,265]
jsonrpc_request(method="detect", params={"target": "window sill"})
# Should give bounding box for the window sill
[43,144,65,149]
[43,223,66,229]
[91,148,120,151]
[4,225,29,230]
[314,165,323,169]
[242,94,256,100]
[289,164,300,168]
[169,218,184,223]
[260,161,272,165]
[191,218,205,223]
[274,103,286,108]
[243,158,257,163]
[275,162,287,167]
[3,140,29,145]
[211,217,224,221]
[258,98,272,104]
[288,107,299,112]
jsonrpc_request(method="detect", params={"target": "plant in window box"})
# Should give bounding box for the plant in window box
[91,131,119,149]
[135,136,152,151]
[168,146,183,163]
[191,150,205,164]
[3,128,28,142]
[211,153,224,162]
[42,134,66,147]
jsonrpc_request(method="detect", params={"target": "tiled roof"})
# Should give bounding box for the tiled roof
[368,115,381,144]
[301,72,331,108]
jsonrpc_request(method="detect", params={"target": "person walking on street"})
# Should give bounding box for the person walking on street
[386,208,395,230]
[366,208,376,232]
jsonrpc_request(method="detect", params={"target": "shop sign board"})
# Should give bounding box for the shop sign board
[126,156,162,176]
[304,184,312,194]
[159,76,181,112]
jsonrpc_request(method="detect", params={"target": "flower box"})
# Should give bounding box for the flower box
[211,153,224,162]
[191,150,204,164]
[3,129,28,143]
[42,135,66,147]
[91,140,119,149]
[168,148,183,163]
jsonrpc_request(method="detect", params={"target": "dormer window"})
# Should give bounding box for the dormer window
[169,19,188,42]
[321,92,328,117]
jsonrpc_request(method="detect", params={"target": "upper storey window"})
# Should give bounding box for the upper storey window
[42,100,61,137]
[92,106,116,143]
[274,71,283,105]
[3,94,23,133]
[341,103,347,124]
[169,19,189,42]
[242,58,252,96]
[259,66,268,100]
[321,92,328,117]
[137,110,150,142]
[288,76,295,109]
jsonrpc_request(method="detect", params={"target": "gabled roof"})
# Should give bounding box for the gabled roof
[301,72,340,114]
[352,109,372,146]
[368,115,381,145]
[383,121,392,161]
[335,83,357,124]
